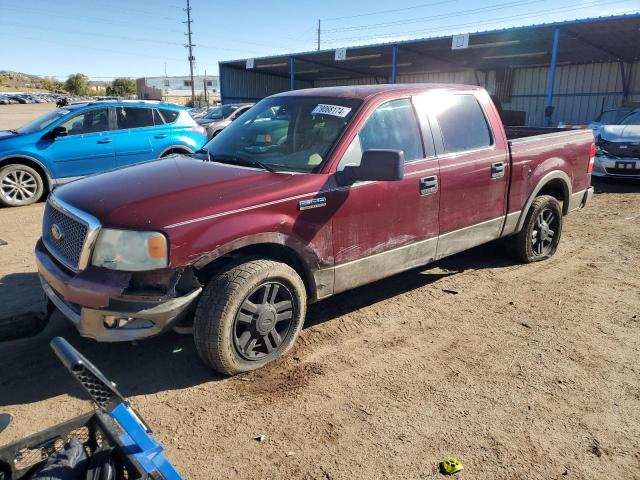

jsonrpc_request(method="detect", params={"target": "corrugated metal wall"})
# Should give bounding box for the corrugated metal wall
[221,61,638,125]
[503,61,640,126]
[220,65,312,103]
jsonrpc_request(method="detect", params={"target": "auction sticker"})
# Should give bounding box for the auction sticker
[312,104,352,117]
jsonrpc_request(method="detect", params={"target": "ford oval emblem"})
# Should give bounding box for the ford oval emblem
[51,223,64,241]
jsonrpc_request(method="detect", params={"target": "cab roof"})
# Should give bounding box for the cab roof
[272,83,481,101]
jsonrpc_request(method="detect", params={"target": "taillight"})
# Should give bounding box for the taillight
[587,142,595,173]
[192,125,206,135]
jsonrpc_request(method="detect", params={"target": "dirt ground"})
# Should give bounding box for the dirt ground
[0,105,639,479]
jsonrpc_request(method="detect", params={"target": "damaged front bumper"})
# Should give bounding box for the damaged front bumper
[36,240,202,342]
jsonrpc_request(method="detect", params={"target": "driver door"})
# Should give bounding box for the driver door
[43,107,115,180]
[330,98,440,293]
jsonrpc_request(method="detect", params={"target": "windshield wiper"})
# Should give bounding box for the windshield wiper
[211,154,277,173]
[8,129,19,134]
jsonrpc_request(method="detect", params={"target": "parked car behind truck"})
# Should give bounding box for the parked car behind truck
[593,108,640,178]
[0,100,207,207]
[36,84,594,375]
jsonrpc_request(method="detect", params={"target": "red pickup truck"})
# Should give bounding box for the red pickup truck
[36,84,595,375]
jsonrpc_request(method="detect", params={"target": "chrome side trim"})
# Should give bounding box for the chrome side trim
[435,217,504,259]
[332,237,438,295]
[47,194,102,272]
[52,175,84,186]
[567,188,587,213]
[500,210,522,237]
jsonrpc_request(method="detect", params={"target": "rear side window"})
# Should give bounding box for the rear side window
[115,107,155,129]
[359,98,423,162]
[435,95,492,153]
[154,108,179,125]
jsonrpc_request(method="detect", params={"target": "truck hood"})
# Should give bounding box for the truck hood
[54,154,309,230]
[600,124,640,142]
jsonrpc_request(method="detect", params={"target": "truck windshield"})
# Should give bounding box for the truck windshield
[17,108,71,134]
[203,96,362,173]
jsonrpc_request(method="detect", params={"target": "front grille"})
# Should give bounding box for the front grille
[605,167,640,176]
[43,202,89,270]
[600,141,640,158]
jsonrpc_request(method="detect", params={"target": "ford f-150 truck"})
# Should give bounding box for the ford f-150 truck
[36,84,595,375]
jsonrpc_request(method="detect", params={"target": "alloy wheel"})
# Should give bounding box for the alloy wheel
[531,208,557,256]
[0,169,38,203]
[233,281,296,361]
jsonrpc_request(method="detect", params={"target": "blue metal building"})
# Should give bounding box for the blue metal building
[219,14,640,126]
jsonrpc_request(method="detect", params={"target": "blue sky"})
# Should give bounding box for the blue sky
[0,0,638,80]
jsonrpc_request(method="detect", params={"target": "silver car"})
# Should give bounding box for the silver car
[196,103,254,139]
[593,109,640,179]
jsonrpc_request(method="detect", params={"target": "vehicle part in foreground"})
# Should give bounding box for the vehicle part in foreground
[592,109,640,178]
[37,85,595,375]
[0,337,182,480]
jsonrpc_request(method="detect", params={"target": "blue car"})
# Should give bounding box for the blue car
[0,101,208,207]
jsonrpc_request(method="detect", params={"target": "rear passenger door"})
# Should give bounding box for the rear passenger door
[111,106,166,167]
[415,91,509,258]
[330,97,440,293]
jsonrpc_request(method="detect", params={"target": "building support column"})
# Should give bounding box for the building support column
[544,28,560,127]
[290,57,295,91]
[619,61,630,103]
[391,46,398,84]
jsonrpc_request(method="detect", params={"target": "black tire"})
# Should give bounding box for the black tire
[0,164,45,207]
[194,258,307,375]
[507,195,563,263]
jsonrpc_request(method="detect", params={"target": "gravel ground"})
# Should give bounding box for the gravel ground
[0,105,639,479]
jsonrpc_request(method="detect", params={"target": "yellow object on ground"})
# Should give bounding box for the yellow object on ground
[440,457,464,475]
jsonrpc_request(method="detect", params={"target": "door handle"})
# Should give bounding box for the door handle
[419,175,438,195]
[154,134,168,139]
[491,162,505,179]
[97,138,112,144]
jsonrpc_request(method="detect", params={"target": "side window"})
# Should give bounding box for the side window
[115,107,155,129]
[156,109,179,124]
[59,108,109,135]
[435,95,493,153]
[359,99,423,162]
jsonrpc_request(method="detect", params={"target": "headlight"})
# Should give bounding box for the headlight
[91,229,168,271]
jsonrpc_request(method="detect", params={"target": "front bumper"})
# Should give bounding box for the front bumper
[36,240,201,342]
[592,154,640,178]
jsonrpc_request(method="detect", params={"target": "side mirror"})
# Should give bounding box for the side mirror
[48,126,67,139]
[337,149,405,185]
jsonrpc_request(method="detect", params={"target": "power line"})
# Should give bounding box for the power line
[323,0,638,43]
[322,0,552,33]
[322,0,454,22]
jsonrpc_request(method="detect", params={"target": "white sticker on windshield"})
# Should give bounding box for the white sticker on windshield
[311,104,352,118]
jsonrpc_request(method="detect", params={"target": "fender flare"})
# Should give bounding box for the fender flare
[0,154,54,190]
[158,145,194,157]
[191,232,327,300]
[514,170,571,233]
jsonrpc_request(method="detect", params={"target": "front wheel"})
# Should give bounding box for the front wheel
[507,195,563,263]
[193,259,307,375]
[0,164,45,207]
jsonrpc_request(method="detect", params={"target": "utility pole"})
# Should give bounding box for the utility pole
[204,69,208,105]
[317,19,321,51]
[183,0,196,105]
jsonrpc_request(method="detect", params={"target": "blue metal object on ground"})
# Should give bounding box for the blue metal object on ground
[111,403,183,480]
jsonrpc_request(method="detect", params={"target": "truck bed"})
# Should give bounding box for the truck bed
[505,127,594,217]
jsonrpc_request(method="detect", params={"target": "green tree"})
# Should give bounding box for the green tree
[65,73,89,95]
[106,77,136,97]
[40,76,66,93]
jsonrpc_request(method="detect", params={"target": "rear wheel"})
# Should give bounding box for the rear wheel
[507,195,563,263]
[0,164,44,207]
[193,259,306,375]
